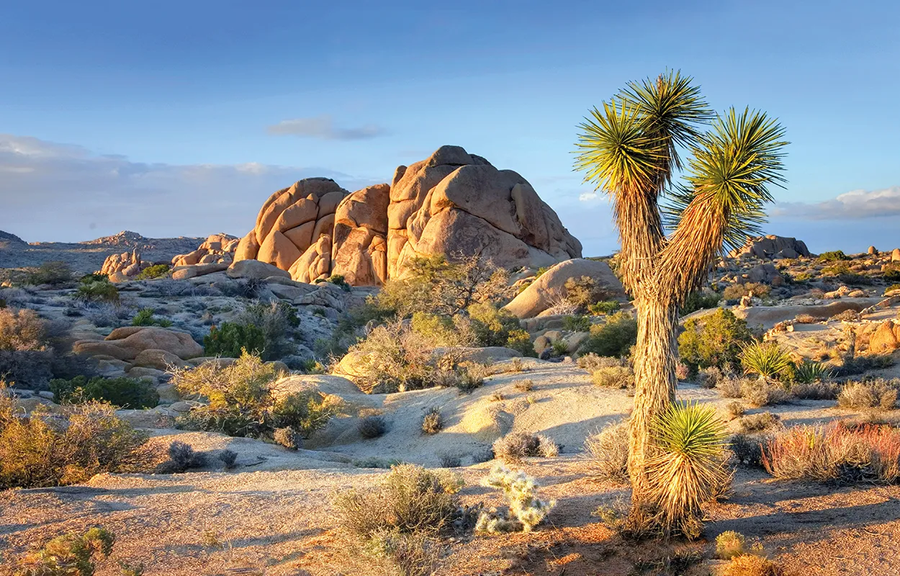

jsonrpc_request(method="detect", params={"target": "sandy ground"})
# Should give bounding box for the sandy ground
[4,357,900,575]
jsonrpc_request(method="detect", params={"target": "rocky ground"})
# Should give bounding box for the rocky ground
[3,234,900,575]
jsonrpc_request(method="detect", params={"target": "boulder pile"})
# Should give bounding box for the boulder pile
[233,146,582,285]
[729,235,811,260]
[100,249,144,282]
[172,233,239,267]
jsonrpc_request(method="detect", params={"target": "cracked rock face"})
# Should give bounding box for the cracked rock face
[234,146,582,285]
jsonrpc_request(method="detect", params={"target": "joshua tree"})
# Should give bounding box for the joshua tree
[574,71,787,529]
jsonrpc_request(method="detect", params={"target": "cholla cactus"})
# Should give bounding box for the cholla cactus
[475,464,555,533]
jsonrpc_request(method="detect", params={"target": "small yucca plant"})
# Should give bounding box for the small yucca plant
[740,341,793,381]
[646,401,729,538]
[792,360,832,384]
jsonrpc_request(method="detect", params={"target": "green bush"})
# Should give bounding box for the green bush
[588,300,621,316]
[0,308,47,351]
[562,315,591,332]
[172,352,335,440]
[26,261,73,286]
[740,341,793,381]
[883,266,900,282]
[681,290,722,315]
[203,322,266,358]
[818,250,847,262]
[131,308,172,327]
[0,388,150,488]
[722,282,770,302]
[578,312,637,358]
[76,278,119,304]
[11,526,115,576]
[564,275,612,309]
[678,308,754,373]
[505,329,537,358]
[467,302,521,347]
[135,264,171,280]
[50,375,159,409]
[235,300,299,360]
[410,312,473,347]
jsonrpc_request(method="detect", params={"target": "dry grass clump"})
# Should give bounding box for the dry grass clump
[592,365,635,389]
[740,379,792,407]
[830,308,860,322]
[514,379,534,392]
[10,526,116,576]
[0,384,151,488]
[723,554,785,576]
[0,307,47,351]
[735,412,781,434]
[715,530,749,559]
[725,401,746,419]
[697,366,725,389]
[493,432,558,462]
[584,421,629,482]
[794,313,822,324]
[421,408,443,435]
[717,375,747,398]
[791,380,841,400]
[577,352,624,372]
[837,379,899,410]
[358,415,388,439]
[730,434,767,467]
[763,422,900,484]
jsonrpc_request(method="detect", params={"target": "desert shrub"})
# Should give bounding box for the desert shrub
[741,341,793,381]
[762,422,900,484]
[723,554,785,576]
[421,408,443,435]
[818,250,847,262]
[837,379,899,410]
[50,375,159,409]
[236,300,299,360]
[681,290,722,315]
[578,312,637,358]
[646,401,729,538]
[0,390,150,488]
[410,312,474,347]
[476,464,556,533]
[697,366,724,389]
[359,415,387,439]
[504,328,536,357]
[492,432,558,461]
[131,308,171,327]
[740,379,792,407]
[320,274,351,291]
[792,359,832,384]
[678,309,754,373]
[11,526,115,576]
[549,339,569,357]
[273,426,303,449]
[587,300,621,316]
[467,303,520,347]
[584,421,629,482]
[0,350,99,391]
[514,379,534,392]
[793,313,821,324]
[76,277,119,304]
[564,275,613,310]
[0,308,47,351]
[730,434,767,467]
[135,264,171,280]
[218,449,238,469]
[334,463,463,538]
[735,412,781,434]
[26,261,74,286]
[716,375,748,399]
[577,353,625,372]
[203,322,266,358]
[347,322,433,392]
[374,254,511,318]
[833,354,895,377]
[172,352,334,440]
[165,440,207,472]
[722,282,770,301]
[791,380,840,400]
[726,401,745,418]
[715,530,749,560]
[562,314,591,332]
[591,365,635,388]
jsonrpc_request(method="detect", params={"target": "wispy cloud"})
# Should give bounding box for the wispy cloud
[267,115,387,140]
[773,186,900,220]
[0,134,378,242]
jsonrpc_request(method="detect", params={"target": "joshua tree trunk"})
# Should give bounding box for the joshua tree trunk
[627,294,679,515]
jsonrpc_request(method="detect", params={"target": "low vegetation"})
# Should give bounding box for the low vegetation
[135,263,171,280]
[26,261,74,286]
[131,308,172,327]
[0,385,150,489]
[837,379,899,410]
[741,341,793,381]
[584,421,629,482]
[577,312,637,357]
[172,352,336,441]
[678,309,754,374]
[50,375,159,409]
[492,431,558,461]
[76,276,119,304]
[10,526,116,576]
[476,464,556,533]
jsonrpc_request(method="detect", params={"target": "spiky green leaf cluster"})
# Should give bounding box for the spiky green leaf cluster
[740,341,793,380]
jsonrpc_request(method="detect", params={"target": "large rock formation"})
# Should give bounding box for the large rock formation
[233,147,582,285]
[504,258,625,319]
[101,250,144,282]
[172,233,239,267]
[387,146,582,278]
[729,235,811,260]
[233,178,350,280]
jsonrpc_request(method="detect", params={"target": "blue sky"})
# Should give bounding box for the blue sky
[1,0,898,254]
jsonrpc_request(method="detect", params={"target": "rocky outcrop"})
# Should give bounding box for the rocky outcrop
[232,147,582,286]
[504,258,625,319]
[730,235,811,260]
[226,259,291,280]
[233,178,349,278]
[73,327,203,361]
[387,146,582,278]
[172,233,239,267]
[101,250,144,282]
[331,184,391,285]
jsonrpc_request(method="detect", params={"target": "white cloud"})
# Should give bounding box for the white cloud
[773,186,900,220]
[0,134,378,242]
[267,115,387,141]
[578,191,599,201]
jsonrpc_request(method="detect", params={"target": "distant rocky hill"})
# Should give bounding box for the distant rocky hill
[0,230,207,273]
